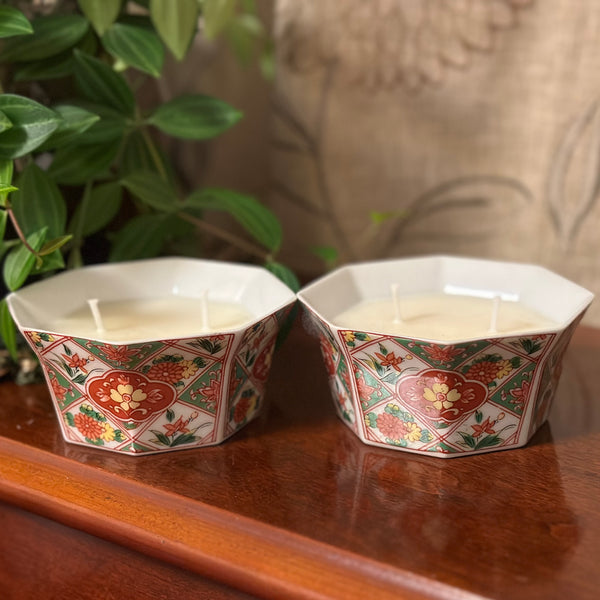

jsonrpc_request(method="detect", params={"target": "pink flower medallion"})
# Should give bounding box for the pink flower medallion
[87,371,177,422]
[397,369,488,424]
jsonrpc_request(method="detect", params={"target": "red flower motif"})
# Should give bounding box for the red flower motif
[100,345,138,366]
[74,413,104,440]
[147,361,185,384]
[198,378,221,404]
[464,361,499,385]
[340,362,352,391]
[353,365,376,403]
[50,376,69,401]
[509,380,530,410]
[164,416,190,436]
[397,369,488,423]
[234,396,251,423]
[374,351,403,372]
[471,417,496,438]
[422,344,463,363]
[63,353,92,373]
[319,337,336,377]
[377,412,409,440]
[253,341,275,381]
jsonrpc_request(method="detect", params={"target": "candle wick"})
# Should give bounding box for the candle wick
[391,283,403,324]
[87,298,106,334]
[488,295,501,335]
[200,290,210,332]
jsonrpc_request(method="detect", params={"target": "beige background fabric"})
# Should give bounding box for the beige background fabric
[161,0,600,325]
[270,0,600,324]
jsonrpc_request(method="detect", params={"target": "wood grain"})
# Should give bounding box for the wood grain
[0,321,599,599]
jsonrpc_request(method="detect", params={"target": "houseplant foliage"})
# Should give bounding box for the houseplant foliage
[0,0,294,361]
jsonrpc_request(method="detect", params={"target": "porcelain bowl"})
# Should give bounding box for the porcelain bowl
[7,257,296,455]
[298,255,593,458]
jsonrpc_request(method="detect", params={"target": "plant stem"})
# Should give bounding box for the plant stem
[178,211,269,262]
[6,207,38,256]
[140,126,168,181]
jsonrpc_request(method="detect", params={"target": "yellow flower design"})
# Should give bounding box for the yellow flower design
[423,382,461,410]
[405,422,422,442]
[343,331,356,343]
[101,422,115,442]
[30,331,54,344]
[110,384,147,411]
[496,360,513,378]
[181,359,199,379]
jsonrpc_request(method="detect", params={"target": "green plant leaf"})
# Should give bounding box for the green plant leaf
[3,227,47,291]
[13,29,99,82]
[75,103,127,145]
[37,104,100,150]
[10,164,66,238]
[109,213,171,261]
[102,22,164,77]
[0,184,17,194]
[33,249,65,274]
[48,139,120,185]
[264,261,300,292]
[0,14,89,62]
[225,13,263,65]
[203,0,236,41]
[77,0,122,36]
[0,6,33,39]
[0,159,13,208]
[0,209,7,242]
[13,50,74,82]
[69,181,122,237]
[38,234,72,256]
[0,95,60,159]
[0,299,17,360]
[120,129,155,174]
[0,110,12,134]
[311,245,338,268]
[147,94,242,140]
[73,49,135,116]
[121,170,178,212]
[186,188,282,251]
[150,0,198,61]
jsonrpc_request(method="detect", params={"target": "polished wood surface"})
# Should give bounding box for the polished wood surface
[0,501,258,600]
[0,321,599,599]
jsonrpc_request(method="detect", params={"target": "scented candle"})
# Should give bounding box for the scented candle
[333,293,557,341]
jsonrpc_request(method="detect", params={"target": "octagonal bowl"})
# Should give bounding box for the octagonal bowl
[6,257,296,455]
[298,255,593,458]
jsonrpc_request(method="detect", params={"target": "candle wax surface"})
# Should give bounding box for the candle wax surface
[333,293,557,341]
[52,297,254,342]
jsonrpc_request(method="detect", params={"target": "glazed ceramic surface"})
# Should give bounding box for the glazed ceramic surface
[7,258,296,455]
[298,255,594,458]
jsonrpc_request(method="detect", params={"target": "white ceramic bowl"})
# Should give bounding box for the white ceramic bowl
[7,257,296,455]
[298,255,593,457]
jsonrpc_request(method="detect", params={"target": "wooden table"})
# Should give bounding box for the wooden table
[0,321,599,600]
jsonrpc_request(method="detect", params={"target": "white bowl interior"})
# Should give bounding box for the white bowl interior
[298,255,594,331]
[7,257,296,334]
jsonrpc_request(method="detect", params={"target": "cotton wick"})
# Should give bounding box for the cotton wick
[87,298,106,334]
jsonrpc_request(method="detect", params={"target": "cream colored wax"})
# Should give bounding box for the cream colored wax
[333,293,556,341]
[52,297,253,341]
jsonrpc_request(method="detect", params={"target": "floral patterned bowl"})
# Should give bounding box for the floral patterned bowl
[6,258,296,455]
[298,255,593,458]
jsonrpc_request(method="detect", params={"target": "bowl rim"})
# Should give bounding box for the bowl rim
[297,254,594,344]
[6,256,297,345]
